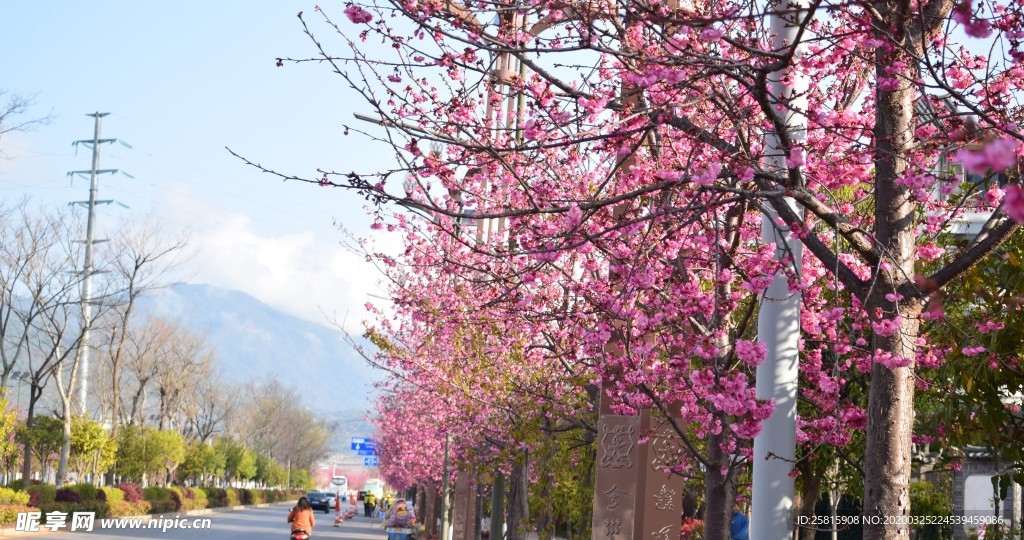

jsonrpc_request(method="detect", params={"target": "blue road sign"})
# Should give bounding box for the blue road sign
[364,457,378,467]
[351,437,377,451]
[357,448,377,456]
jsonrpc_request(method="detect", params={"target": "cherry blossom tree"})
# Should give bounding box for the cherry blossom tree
[263,0,1024,537]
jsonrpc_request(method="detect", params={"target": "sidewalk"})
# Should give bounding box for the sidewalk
[324,509,388,540]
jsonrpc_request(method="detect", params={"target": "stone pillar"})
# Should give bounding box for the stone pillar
[592,413,641,540]
[592,395,685,540]
[636,410,684,540]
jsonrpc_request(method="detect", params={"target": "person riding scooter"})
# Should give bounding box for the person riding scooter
[288,497,317,539]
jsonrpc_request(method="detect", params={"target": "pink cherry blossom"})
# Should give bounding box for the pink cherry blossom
[699,27,724,42]
[344,4,374,24]
[954,137,1020,174]
[1003,184,1024,223]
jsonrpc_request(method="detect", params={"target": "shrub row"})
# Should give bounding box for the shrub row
[98,486,125,503]
[0,504,35,526]
[0,488,29,506]
[0,482,297,521]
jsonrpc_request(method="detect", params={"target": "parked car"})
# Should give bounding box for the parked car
[306,491,336,513]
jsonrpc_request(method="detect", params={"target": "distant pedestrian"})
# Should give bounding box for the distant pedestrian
[365,492,377,517]
[731,501,749,540]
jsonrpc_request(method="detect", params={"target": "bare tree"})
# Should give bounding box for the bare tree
[13,207,89,488]
[237,379,334,470]
[0,90,51,154]
[0,200,55,392]
[180,373,237,443]
[95,217,187,483]
[153,328,214,431]
[117,316,168,426]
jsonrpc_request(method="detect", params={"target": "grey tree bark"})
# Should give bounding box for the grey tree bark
[506,457,530,540]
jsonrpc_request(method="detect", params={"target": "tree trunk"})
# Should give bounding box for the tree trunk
[104,378,121,485]
[416,484,427,531]
[796,460,824,540]
[702,429,735,540]
[506,457,530,540]
[55,437,71,488]
[425,478,440,539]
[20,386,40,489]
[863,14,923,537]
[55,367,76,488]
[55,402,72,488]
[534,445,554,540]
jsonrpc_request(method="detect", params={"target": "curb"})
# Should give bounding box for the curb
[0,500,296,536]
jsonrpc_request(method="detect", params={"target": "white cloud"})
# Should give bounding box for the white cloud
[156,183,390,334]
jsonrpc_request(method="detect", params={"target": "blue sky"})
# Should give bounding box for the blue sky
[1,1,397,328]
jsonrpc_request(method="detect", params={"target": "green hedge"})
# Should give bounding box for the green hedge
[98,486,125,504]
[0,488,30,505]
[200,487,226,508]
[67,483,98,501]
[240,488,266,505]
[107,500,151,517]
[37,501,110,519]
[142,486,173,502]
[168,487,206,511]
[263,489,288,503]
[225,488,240,507]
[26,484,55,506]
[0,504,36,526]
[147,500,177,514]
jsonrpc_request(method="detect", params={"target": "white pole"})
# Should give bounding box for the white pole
[79,112,108,417]
[440,433,451,540]
[751,1,809,538]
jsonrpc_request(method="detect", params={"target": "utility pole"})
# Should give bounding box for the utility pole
[440,433,451,540]
[69,112,118,417]
[751,2,810,538]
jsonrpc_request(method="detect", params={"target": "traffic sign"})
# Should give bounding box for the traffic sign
[350,434,378,452]
[357,448,377,456]
[351,437,377,451]
[364,457,378,467]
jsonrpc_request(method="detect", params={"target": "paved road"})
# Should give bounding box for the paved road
[26,504,387,540]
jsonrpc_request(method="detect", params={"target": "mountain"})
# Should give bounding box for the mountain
[139,283,383,419]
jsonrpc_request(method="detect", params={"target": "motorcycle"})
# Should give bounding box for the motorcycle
[290,529,310,540]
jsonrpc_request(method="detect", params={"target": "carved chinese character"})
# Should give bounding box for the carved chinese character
[650,427,682,471]
[653,484,676,511]
[604,484,628,509]
[651,525,673,540]
[604,518,622,538]
[600,423,636,468]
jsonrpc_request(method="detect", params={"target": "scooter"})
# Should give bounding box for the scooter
[290,529,310,540]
